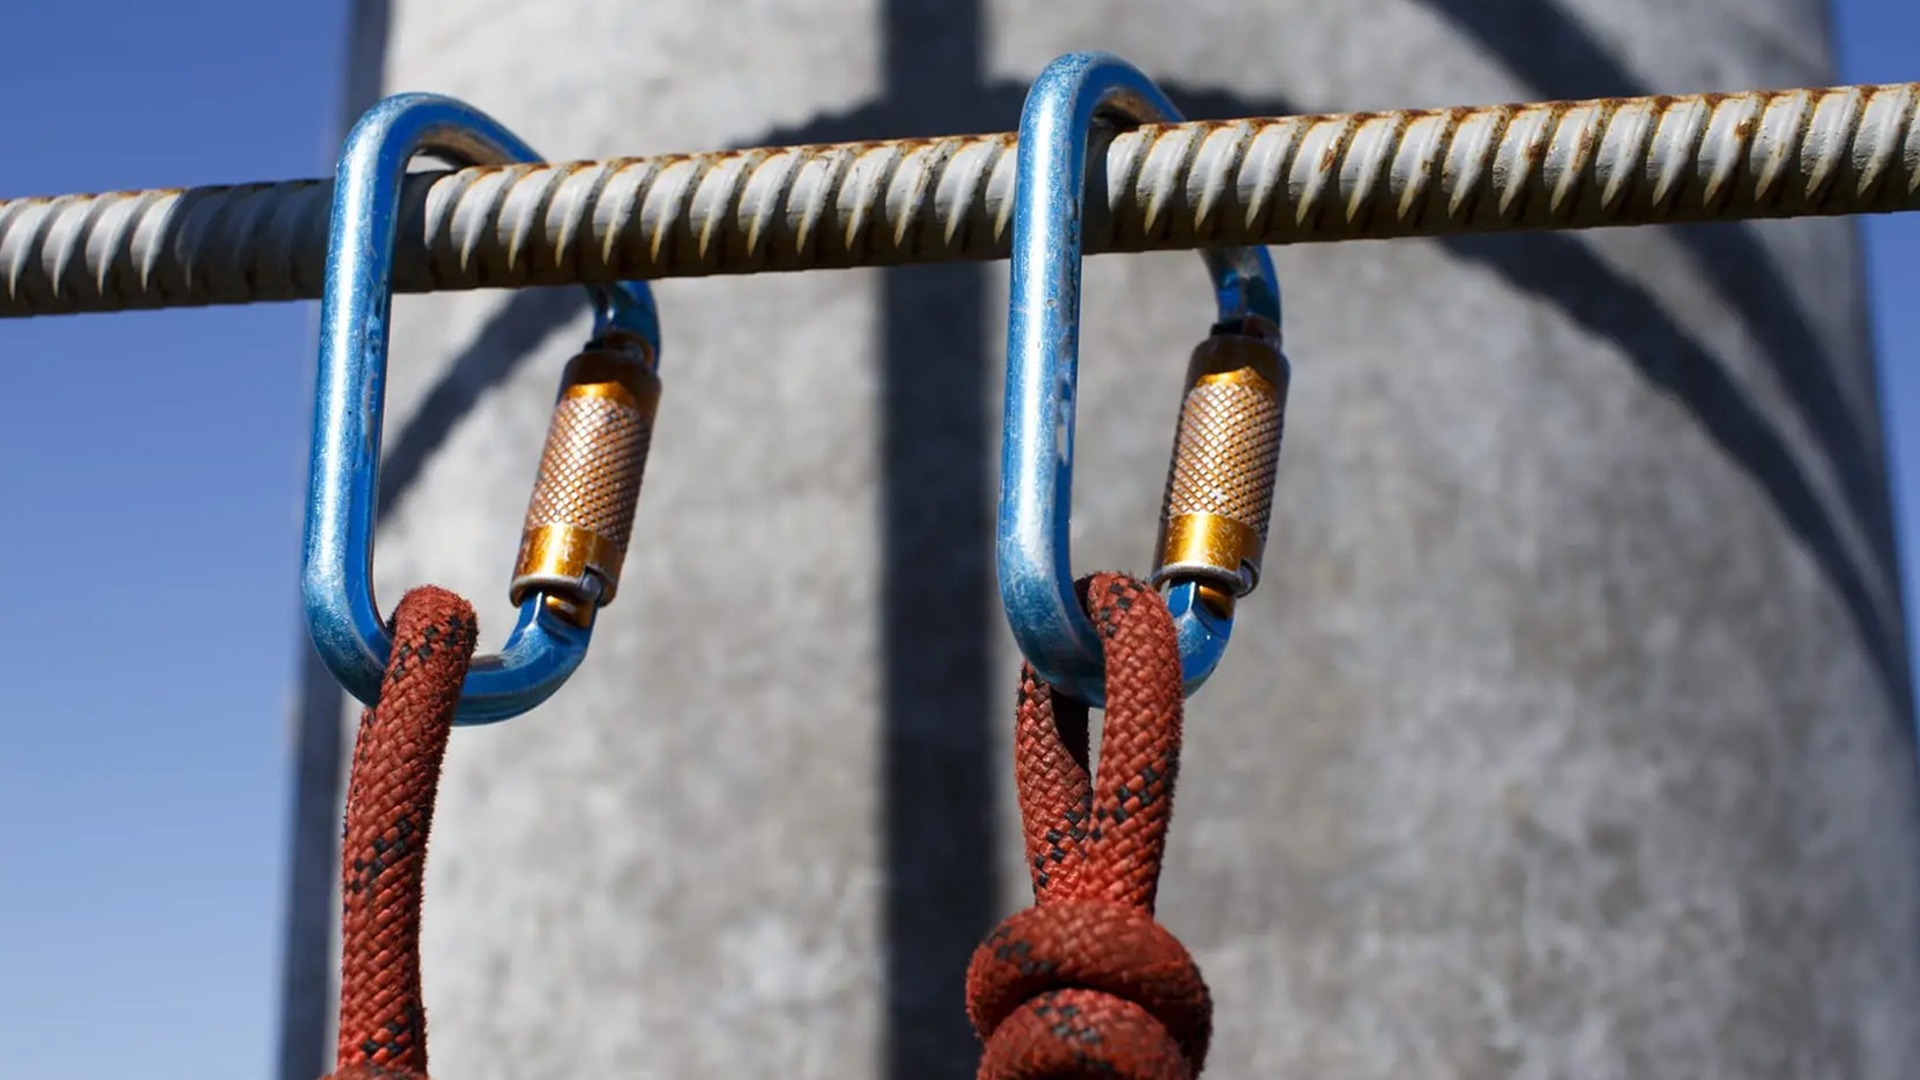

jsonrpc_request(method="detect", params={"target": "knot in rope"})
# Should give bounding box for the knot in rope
[325,586,479,1080]
[966,573,1211,1080]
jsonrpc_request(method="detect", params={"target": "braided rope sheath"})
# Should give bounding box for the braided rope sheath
[327,587,479,1080]
[319,577,1199,1078]
[3,83,1916,316]
[969,573,1210,1080]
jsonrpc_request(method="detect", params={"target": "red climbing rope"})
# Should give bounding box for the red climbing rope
[321,576,1205,1080]
[325,586,478,1080]
[967,572,1211,1080]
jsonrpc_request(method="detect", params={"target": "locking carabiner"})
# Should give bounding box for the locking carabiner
[998,51,1290,706]
[303,93,664,724]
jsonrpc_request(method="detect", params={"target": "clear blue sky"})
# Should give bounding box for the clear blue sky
[0,3,1912,1078]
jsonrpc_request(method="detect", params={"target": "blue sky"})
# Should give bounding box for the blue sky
[0,3,1912,1078]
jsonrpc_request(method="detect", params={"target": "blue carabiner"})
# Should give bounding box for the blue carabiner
[303,93,663,724]
[998,51,1288,706]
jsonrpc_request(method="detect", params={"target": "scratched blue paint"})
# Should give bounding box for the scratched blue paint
[303,93,662,723]
[997,51,1285,706]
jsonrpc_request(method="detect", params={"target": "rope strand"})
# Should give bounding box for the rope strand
[321,577,1211,1079]
[327,587,478,1080]
[969,573,1211,1080]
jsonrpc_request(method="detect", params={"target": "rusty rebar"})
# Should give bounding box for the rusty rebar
[2,82,1915,317]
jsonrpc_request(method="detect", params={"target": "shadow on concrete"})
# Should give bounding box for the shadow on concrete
[277,6,1908,1078]
[1416,0,1901,586]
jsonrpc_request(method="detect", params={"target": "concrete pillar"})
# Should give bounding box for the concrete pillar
[282,0,1920,1076]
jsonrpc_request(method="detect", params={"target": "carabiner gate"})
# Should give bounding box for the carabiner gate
[303,93,664,724]
[998,51,1290,706]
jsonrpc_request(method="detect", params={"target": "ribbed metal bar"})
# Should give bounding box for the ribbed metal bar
[3,82,1916,317]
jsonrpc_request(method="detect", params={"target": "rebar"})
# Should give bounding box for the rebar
[3,82,1915,318]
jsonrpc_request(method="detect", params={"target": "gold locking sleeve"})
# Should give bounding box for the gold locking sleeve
[510,331,660,627]
[1151,317,1289,614]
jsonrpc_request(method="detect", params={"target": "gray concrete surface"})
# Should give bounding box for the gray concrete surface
[278,0,1920,1076]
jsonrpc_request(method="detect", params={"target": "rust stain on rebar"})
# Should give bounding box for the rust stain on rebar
[4,82,1917,316]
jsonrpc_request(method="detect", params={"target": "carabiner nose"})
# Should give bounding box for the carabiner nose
[302,93,663,724]
[997,51,1289,707]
